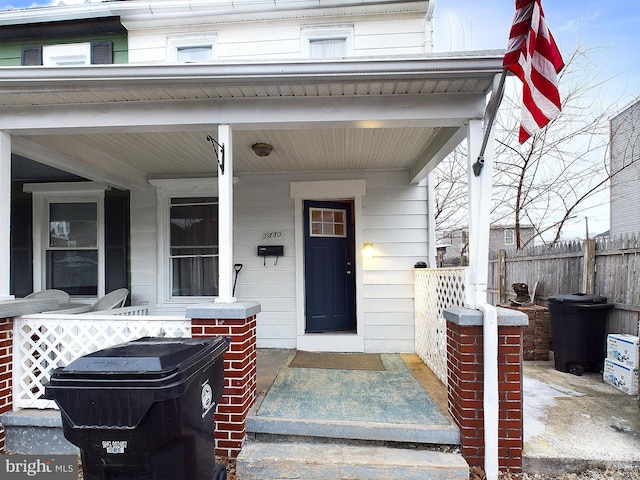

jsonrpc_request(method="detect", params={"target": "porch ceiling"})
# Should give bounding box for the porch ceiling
[1,54,504,188]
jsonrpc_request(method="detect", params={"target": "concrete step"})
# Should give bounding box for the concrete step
[236,438,469,480]
[247,414,460,445]
[1,409,78,455]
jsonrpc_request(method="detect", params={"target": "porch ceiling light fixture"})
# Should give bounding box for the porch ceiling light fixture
[362,243,374,259]
[252,143,273,157]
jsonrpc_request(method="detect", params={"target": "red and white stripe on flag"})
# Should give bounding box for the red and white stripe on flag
[503,0,564,143]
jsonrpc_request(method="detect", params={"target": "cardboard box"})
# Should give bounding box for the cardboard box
[603,358,639,395]
[607,334,640,368]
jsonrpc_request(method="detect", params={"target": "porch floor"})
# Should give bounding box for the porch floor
[248,349,460,445]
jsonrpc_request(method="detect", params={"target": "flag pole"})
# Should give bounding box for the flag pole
[472,68,508,176]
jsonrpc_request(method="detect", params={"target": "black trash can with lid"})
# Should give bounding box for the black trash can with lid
[45,336,229,480]
[548,293,612,375]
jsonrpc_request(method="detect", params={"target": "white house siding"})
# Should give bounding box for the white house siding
[610,100,640,237]
[361,171,427,352]
[126,16,429,64]
[129,186,160,309]
[129,170,427,353]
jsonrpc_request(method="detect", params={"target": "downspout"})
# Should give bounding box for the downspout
[478,301,499,479]
[468,121,499,480]
[467,72,503,480]
[426,173,437,267]
[423,0,436,52]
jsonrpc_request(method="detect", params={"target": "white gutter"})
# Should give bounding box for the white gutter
[0,0,431,26]
[0,53,505,91]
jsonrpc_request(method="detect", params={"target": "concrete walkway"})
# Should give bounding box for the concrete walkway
[523,359,640,473]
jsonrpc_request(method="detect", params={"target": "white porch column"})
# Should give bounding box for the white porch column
[467,116,499,480]
[0,132,12,300]
[466,118,493,302]
[215,124,236,303]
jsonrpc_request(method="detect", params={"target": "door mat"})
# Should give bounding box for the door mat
[288,351,385,371]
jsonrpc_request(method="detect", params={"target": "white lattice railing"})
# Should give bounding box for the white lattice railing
[414,267,469,385]
[13,313,191,410]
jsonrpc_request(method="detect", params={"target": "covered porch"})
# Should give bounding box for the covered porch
[0,52,519,476]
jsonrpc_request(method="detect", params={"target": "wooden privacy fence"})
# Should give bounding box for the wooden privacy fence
[488,234,640,335]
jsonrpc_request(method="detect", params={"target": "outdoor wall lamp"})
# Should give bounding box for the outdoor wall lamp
[362,243,374,259]
[252,143,273,157]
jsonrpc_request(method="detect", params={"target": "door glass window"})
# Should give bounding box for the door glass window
[170,197,219,296]
[309,207,347,237]
[46,202,98,295]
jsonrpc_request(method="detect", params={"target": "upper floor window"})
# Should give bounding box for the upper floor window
[504,229,515,246]
[168,35,217,62]
[302,26,353,58]
[22,41,113,66]
[43,43,91,66]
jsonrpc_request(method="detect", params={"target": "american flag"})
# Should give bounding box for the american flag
[503,0,564,143]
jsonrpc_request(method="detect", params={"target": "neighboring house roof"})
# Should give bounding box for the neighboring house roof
[0,0,434,27]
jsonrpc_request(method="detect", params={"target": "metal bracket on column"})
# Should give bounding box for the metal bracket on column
[206,135,225,175]
[473,156,484,176]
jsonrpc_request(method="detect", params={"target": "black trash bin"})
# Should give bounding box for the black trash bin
[548,293,612,375]
[45,336,229,480]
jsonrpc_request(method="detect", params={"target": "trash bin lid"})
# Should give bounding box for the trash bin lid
[548,293,608,304]
[45,337,228,429]
[50,336,228,382]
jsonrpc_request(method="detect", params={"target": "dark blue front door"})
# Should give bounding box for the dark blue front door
[304,200,356,333]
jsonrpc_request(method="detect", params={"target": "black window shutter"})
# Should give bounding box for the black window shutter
[91,41,113,64]
[21,46,42,66]
[104,190,130,295]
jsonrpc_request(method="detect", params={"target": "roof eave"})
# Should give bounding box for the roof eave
[0,0,431,27]
[0,52,505,92]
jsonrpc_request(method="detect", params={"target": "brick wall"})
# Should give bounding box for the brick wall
[447,321,524,473]
[191,315,257,458]
[0,317,13,452]
[502,304,550,361]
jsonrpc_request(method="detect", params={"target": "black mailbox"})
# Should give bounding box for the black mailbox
[257,245,284,257]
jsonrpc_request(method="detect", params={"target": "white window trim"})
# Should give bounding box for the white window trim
[290,179,365,352]
[42,43,91,66]
[301,25,354,58]
[167,34,217,62]
[23,182,108,298]
[150,178,219,304]
[504,229,515,246]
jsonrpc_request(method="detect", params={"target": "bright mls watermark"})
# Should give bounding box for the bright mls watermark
[2,455,77,479]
